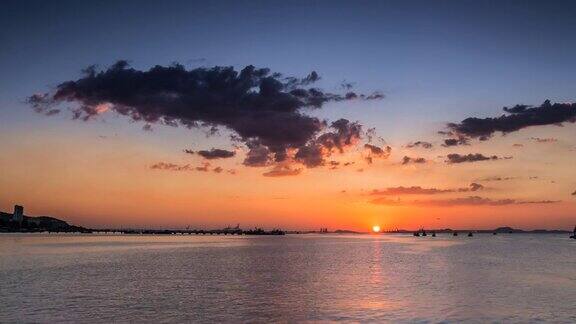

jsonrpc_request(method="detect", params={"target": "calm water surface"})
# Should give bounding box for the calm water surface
[1,234,575,323]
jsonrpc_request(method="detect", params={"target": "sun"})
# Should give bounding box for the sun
[372,225,381,233]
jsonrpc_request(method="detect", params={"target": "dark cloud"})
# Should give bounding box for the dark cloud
[340,81,355,90]
[195,148,235,159]
[318,119,362,153]
[572,190,576,196]
[512,143,524,147]
[29,61,382,166]
[371,183,483,196]
[372,196,559,207]
[447,100,576,139]
[442,137,470,147]
[243,144,272,167]
[213,166,223,173]
[364,143,391,164]
[530,137,558,143]
[445,153,506,164]
[294,144,325,167]
[295,119,364,167]
[262,165,302,177]
[401,156,426,165]
[405,141,433,149]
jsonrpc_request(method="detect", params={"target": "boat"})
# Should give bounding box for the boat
[421,229,427,237]
[570,226,576,239]
[467,232,473,237]
[452,232,458,236]
[432,232,436,237]
[413,232,420,237]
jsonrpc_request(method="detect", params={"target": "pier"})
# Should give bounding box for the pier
[89,228,285,235]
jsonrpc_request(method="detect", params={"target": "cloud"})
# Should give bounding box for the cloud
[194,148,235,159]
[476,176,518,182]
[295,119,365,167]
[195,162,210,172]
[29,61,382,167]
[262,165,302,177]
[371,183,484,196]
[572,190,576,196]
[243,144,272,167]
[294,144,325,167]
[364,143,391,164]
[512,143,524,147]
[530,137,558,143]
[442,137,470,147]
[150,162,193,171]
[445,153,507,164]
[446,100,576,140]
[401,156,426,165]
[150,161,233,175]
[371,196,559,207]
[405,141,433,149]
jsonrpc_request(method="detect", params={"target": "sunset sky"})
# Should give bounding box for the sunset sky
[1,0,576,231]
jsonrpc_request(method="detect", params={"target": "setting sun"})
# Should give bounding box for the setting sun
[372,225,381,233]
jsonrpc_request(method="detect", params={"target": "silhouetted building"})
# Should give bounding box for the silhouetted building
[12,205,23,225]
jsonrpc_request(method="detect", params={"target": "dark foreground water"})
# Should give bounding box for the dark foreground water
[0,233,575,323]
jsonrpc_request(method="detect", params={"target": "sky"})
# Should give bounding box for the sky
[1,0,576,231]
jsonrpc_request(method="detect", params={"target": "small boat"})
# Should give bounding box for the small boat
[432,232,436,237]
[452,232,458,236]
[492,232,497,235]
[421,229,427,237]
[467,232,473,237]
[570,226,576,239]
[413,232,420,237]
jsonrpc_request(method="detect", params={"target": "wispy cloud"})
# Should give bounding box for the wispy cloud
[445,153,510,164]
[401,156,426,165]
[371,183,484,196]
[371,196,559,207]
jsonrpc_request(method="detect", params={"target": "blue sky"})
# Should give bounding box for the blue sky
[3,0,576,138]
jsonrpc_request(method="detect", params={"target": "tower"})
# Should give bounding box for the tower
[12,205,23,225]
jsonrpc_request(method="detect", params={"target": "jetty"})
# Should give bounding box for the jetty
[91,227,285,236]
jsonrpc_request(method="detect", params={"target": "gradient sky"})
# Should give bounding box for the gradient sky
[1,0,576,231]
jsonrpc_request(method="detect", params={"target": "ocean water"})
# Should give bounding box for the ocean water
[0,233,575,323]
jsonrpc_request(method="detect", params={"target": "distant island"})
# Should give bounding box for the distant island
[0,205,91,233]
[391,226,571,234]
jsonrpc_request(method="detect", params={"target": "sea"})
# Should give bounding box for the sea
[0,233,575,323]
